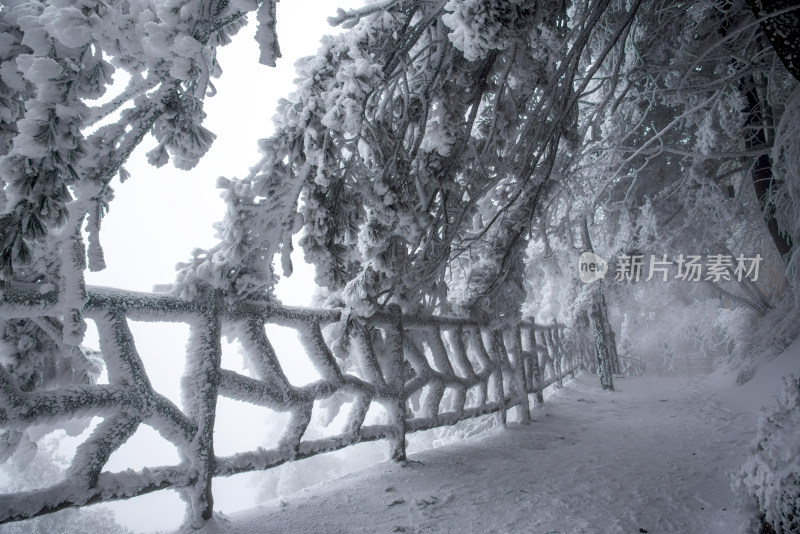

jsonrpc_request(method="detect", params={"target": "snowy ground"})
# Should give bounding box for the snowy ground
[184,338,800,534]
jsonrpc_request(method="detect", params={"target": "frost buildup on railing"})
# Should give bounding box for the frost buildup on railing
[0,287,583,527]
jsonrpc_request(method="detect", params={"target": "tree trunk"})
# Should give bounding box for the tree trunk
[589,303,614,391]
[740,73,793,261]
[582,218,621,380]
[598,292,621,374]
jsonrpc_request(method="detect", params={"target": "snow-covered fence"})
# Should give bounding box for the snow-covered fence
[0,286,580,527]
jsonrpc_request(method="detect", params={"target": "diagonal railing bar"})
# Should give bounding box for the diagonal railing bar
[465,328,501,417]
[0,285,582,526]
[520,318,545,404]
[537,327,557,383]
[69,413,142,488]
[235,318,294,390]
[403,335,446,424]
[353,322,389,389]
[449,326,480,383]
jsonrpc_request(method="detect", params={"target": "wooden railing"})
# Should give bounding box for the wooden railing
[0,286,582,527]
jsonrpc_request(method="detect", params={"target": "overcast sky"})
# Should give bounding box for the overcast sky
[84,0,364,305]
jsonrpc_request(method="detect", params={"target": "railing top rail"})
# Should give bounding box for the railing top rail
[0,285,567,332]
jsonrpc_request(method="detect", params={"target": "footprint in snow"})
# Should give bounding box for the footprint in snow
[415,496,438,507]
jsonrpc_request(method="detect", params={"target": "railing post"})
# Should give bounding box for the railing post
[181,297,223,526]
[505,326,531,424]
[486,329,508,426]
[524,320,545,405]
[386,304,406,461]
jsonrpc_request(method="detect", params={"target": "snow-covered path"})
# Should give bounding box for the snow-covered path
[190,370,766,534]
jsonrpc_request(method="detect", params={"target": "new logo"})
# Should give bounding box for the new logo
[578,252,608,284]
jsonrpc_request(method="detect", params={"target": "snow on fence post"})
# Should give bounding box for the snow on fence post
[505,326,531,424]
[484,329,508,426]
[385,304,406,462]
[181,295,223,525]
[522,319,545,405]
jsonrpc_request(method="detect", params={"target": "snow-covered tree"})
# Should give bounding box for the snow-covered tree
[734,375,800,534]
[176,0,651,326]
[170,1,798,383]
[0,0,279,466]
[1,0,798,527]
[0,435,133,534]
[520,0,799,373]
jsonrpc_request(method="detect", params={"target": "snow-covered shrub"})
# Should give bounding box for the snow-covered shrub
[720,295,800,372]
[733,376,800,534]
[0,436,132,533]
[771,85,800,301]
